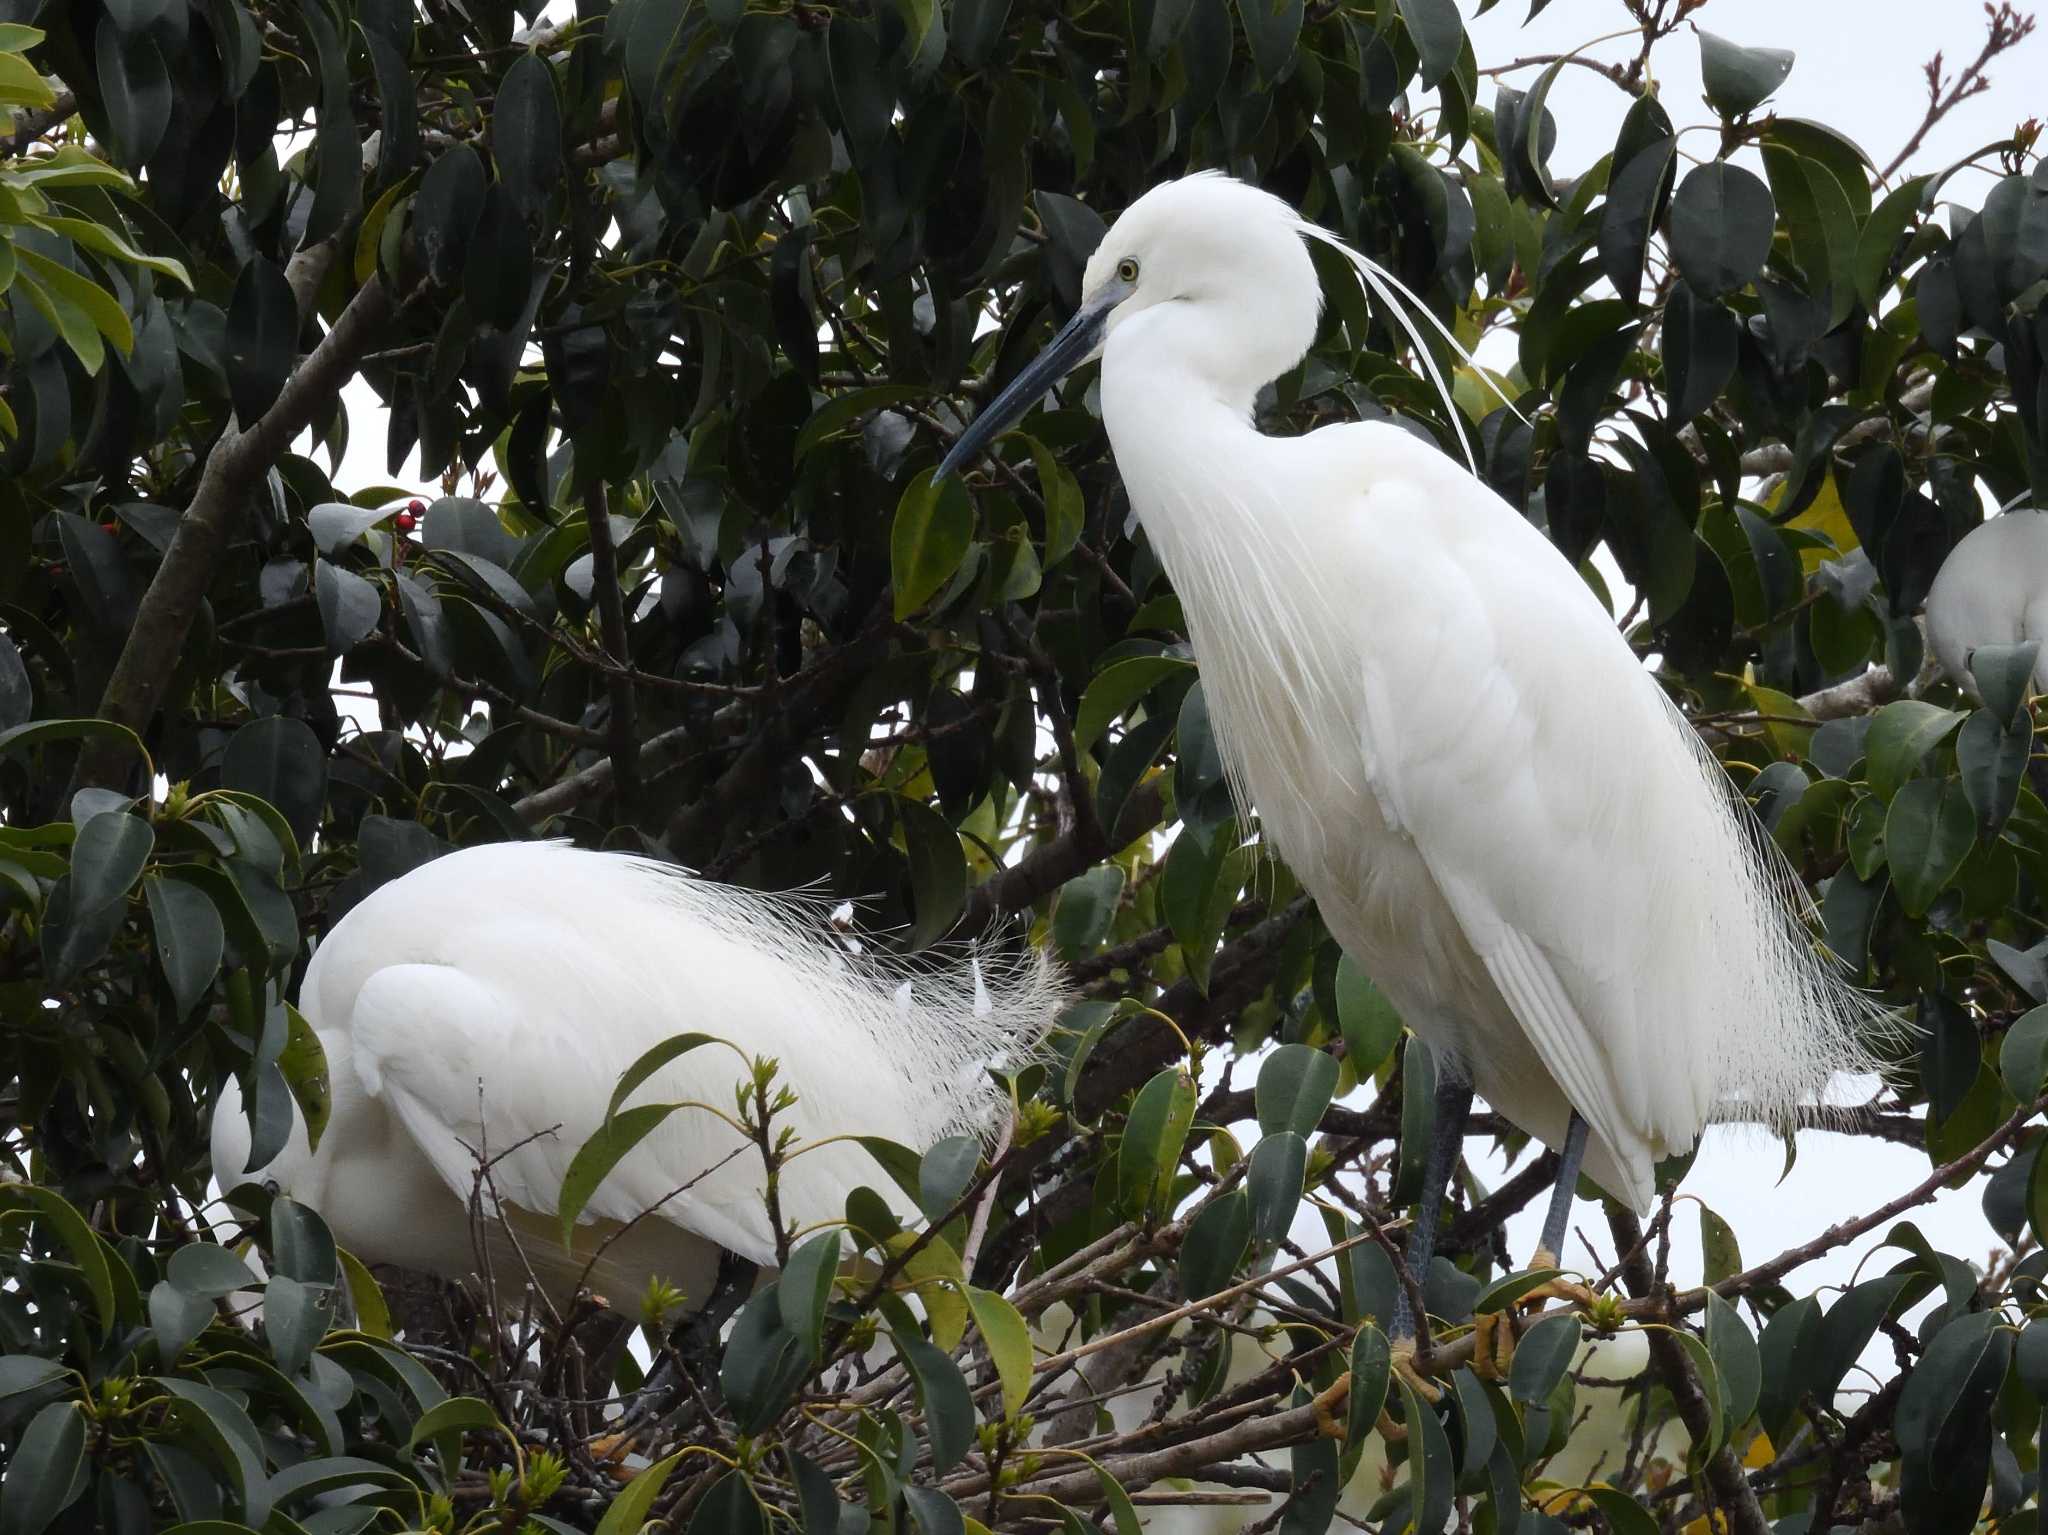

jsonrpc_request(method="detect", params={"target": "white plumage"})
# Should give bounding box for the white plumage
[944,174,1881,1219]
[1925,508,2048,698]
[212,842,1060,1304]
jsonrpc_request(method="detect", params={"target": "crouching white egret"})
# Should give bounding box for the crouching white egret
[211,841,1060,1309]
[939,173,1882,1343]
[1925,508,2048,698]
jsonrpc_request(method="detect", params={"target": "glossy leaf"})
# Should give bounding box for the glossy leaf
[1255,1043,1337,1138]
[1885,777,1974,917]
[1119,1066,1196,1216]
[891,470,975,618]
[491,52,562,223]
[1698,29,1793,117]
[225,257,296,427]
[1668,163,1776,298]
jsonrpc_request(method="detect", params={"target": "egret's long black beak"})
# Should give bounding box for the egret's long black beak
[937,287,1123,481]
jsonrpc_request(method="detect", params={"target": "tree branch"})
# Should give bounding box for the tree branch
[77,260,394,790]
[1879,3,2038,181]
[1608,1208,1771,1535]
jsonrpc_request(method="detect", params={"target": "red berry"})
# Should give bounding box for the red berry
[407,499,426,513]
[395,501,421,534]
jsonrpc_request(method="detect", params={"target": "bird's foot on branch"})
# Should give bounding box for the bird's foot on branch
[586,1430,640,1481]
[1311,1371,1351,1439]
[1469,1309,1516,1381]
[1361,1337,1445,1443]
[1514,1247,1598,1314]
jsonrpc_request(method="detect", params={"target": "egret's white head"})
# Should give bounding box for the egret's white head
[209,1072,317,1209]
[1081,173,1323,409]
[939,173,1325,476]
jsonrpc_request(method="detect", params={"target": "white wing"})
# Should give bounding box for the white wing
[300,843,1062,1274]
[1331,425,1858,1206]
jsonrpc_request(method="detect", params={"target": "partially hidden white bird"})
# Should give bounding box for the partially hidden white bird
[212,841,1060,1307]
[1925,508,2048,698]
[939,173,1882,1333]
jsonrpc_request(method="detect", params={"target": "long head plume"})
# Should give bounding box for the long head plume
[1291,217,1529,473]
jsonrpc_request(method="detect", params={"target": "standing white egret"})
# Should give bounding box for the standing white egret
[211,841,1059,1308]
[1925,508,2048,698]
[939,173,1881,1341]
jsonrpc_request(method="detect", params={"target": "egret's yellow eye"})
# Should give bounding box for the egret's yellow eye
[1116,257,1140,284]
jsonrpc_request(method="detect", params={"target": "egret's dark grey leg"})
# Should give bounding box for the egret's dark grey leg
[1534,1110,1589,1265]
[1389,1072,1474,1342]
[619,1252,758,1429]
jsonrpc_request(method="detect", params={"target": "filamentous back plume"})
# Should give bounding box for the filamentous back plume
[211,840,1065,1305]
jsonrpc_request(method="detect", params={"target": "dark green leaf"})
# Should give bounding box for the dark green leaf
[917,1136,980,1224]
[1704,1290,1761,1430]
[1345,1323,1391,1447]
[1397,1374,1454,1535]
[1255,1043,1337,1138]
[406,1394,506,1448]
[1971,641,2040,723]
[167,1242,258,1299]
[1598,134,1676,306]
[891,470,974,618]
[1393,1041,1435,1207]
[71,808,152,913]
[412,146,486,288]
[143,1290,219,1377]
[894,1330,974,1472]
[1813,1273,1912,1403]
[1247,1130,1307,1250]
[902,1488,964,1535]
[778,1231,841,1363]
[1119,1066,1196,1216]
[225,256,296,427]
[492,52,561,224]
[0,1357,68,1402]
[221,715,325,848]
[1668,163,1776,298]
[1864,700,1966,800]
[1698,28,1793,116]
[1284,1424,1340,1535]
[1053,863,1124,958]
[1181,1189,1250,1301]
[1509,1313,1580,1404]
[464,188,535,333]
[95,21,171,169]
[1661,280,1738,420]
[1395,0,1461,89]
[144,874,223,1019]
[0,1402,85,1535]
[1958,709,2031,841]
[557,1102,680,1245]
[288,0,358,246]
[2002,1005,2048,1101]
[271,1196,338,1286]
[1334,957,1403,1078]
[899,797,967,951]
[1885,777,1975,916]
[315,557,382,655]
[1897,1310,2010,1533]
[264,1272,332,1376]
